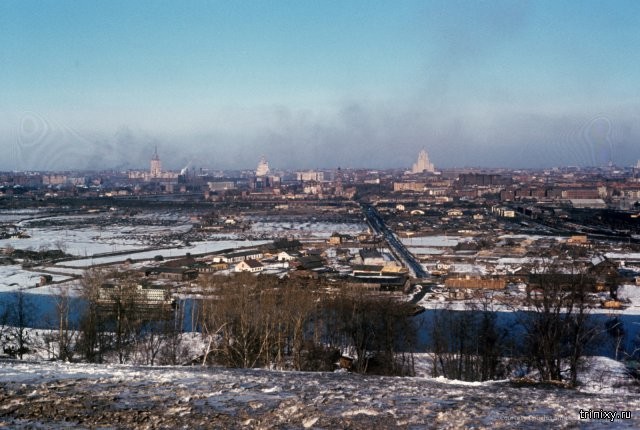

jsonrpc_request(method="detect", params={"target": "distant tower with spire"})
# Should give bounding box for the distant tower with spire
[411,149,435,174]
[256,156,270,177]
[150,146,162,177]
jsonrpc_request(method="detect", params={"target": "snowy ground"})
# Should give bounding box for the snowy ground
[56,240,270,268]
[0,265,74,293]
[400,235,462,248]
[1,219,193,257]
[415,283,640,316]
[0,209,199,257]
[0,209,51,223]
[0,360,637,429]
[247,220,367,240]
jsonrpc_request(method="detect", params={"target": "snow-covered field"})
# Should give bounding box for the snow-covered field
[0,209,50,223]
[407,247,445,255]
[0,359,637,428]
[248,220,367,239]
[0,224,192,257]
[56,240,270,268]
[415,283,640,316]
[0,265,73,293]
[0,210,195,257]
[401,235,461,248]
[607,252,640,261]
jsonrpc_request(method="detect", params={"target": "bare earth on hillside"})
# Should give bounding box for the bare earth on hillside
[0,360,638,429]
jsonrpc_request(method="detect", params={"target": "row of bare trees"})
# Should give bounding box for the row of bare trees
[0,290,34,359]
[0,269,189,365]
[1,270,417,374]
[520,260,599,386]
[429,300,510,382]
[198,273,418,375]
[75,269,188,365]
[428,257,625,387]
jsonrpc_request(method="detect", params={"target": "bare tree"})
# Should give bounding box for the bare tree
[330,290,416,375]
[107,273,145,364]
[197,273,415,374]
[199,273,264,368]
[521,257,597,386]
[54,285,76,361]
[157,311,189,366]
[136,320,165,365]
[6,290,34,359]
[77,269,110,362]
[0,302,10,355]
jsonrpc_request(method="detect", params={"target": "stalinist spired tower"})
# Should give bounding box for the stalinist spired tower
[256,156,270,177]
[150,146,162,177]
[411,149,435,174]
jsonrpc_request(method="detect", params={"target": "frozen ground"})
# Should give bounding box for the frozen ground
[415,283,640,316]
[1,210,194,257]
[0,224,191,257]
[0,360,637,429]
[400,235,462,248]
[407,247,444,255]
[56,240,270,268]
[0,265,73,293]
[0,209,51,223]
[248,220,367,240]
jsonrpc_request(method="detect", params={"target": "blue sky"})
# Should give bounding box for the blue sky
[2,0,640,170]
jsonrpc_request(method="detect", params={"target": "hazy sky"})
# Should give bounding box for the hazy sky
[2,0,640,171]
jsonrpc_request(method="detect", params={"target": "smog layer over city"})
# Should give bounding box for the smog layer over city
[1,1,639,428]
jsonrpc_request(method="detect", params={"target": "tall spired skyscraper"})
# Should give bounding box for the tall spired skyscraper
[256,156,270,177]
[150,146,161,177]
[411,149,435,174]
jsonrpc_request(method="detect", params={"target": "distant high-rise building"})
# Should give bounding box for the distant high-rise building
[150,146,161,177]
[296,171,324,182]
[411,149,435,174]
[256,156,270,177]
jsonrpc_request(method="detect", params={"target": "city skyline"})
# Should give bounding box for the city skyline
[2,1,640,170]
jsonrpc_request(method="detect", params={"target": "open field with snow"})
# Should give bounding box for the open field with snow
[400,235,461,248]
[247,219,367,240]
[56,239,270,268]
[0,265,74,293]
[1,222,192,257]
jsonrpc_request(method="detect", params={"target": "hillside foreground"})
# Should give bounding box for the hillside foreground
[0,359,638,429]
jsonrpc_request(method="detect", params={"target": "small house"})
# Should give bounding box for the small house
[235,259,264,273]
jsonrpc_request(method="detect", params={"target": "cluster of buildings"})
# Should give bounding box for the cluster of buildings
[5,147,640,213]
[94,236,413,306]
[4,148,640,308]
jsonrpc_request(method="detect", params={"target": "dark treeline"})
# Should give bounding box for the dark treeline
[426,259,640,387]
[74,269,187,365]
[198,273,417,376]
[2,265,638,387]
[0,270,419,376]
[0,270,189,366]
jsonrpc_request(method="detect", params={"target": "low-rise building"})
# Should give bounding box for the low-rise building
[98,282,173,306]
[215,249,264,263]
[276,251,298,261]
[359,248,385,265]
[235,259,264,273]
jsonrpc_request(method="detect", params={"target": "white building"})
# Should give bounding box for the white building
[297,171,324,182]
[150,146,162,177]
[235,259,264,273]
[256,156,270,177]
[277,251,298,261]
[127,147,179,181]
[411,149,435,174]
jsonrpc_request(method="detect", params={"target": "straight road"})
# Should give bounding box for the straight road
[362,204,428,278]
